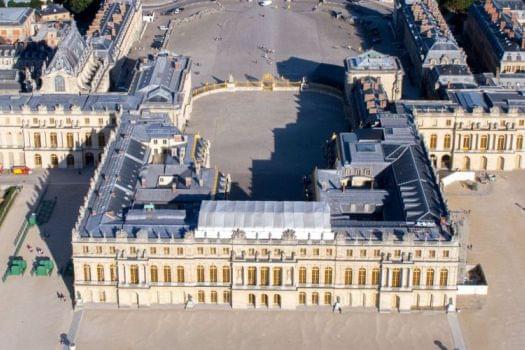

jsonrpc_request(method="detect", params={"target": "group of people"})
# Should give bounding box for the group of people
[26,244,45,256]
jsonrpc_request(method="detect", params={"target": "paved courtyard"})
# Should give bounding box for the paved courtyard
[187,91,348,200]
[445,170,525,350]
[74,308,454,350]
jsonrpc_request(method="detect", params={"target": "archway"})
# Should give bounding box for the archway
[391,295,400,310]
[516,155,522,169]
[261,294,268,307]
[85,152,95,167]
[66,154,75,168]
[273,294,281,308]
[440,155,451,169]
[34,154,42,168]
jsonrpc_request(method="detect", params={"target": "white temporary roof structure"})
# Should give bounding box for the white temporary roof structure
[196,201,332,240]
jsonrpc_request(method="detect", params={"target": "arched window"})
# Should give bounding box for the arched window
[248,293,256,306]
[439,269,448,287]
[273,294,281,306]
[164,266,172,283]
[33,133,41,148]
[344,268,353,285]
[247,266,256,285]
[392,268,401,288]
[429,134,437,150]
[444,134,451,149]
[211,291,218,303]
[324,267,333,285]
[85,132,92,147]
[83,264,91,281]
[223,291,231,304]
[497,135,506,150]
[198,290,205,303]
[197,265,205,283]
[299,292,306,305]
[272,267,282,286]
[66,133,74,148]
[261,294,268,306]
[462,135,472,150]
[50,133,58,148]
[372,268,380,285]
[463,156,470,170]
[260,267,269,286]
[54,76,65,92]
[480,135,488,150]
[97,264,104,282]
[358,268,367,285]
[110,264,117,282]
[222,266,230,283]
[34,154,42,168]
[299,267,306,284]
[209,265,217,283]
[324,292,332,305]
[481,156,488,170]
[312,267,320,284]
[177,266,185,283]
[311,292,319,305]
[426,269,435,286]
[517,135,523,150]
[130,265,139,284]
[150,266,158,283]
[413,268,421,286]
[498,156,505,170]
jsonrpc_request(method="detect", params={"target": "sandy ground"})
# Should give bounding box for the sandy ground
[446,170,525,350]
[187,91,348,200]
[75,308,454,350]
[0,170,91,349]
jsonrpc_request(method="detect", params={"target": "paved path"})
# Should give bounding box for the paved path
[448,312,467,350]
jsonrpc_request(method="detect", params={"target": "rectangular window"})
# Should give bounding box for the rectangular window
[373,249,380,257]
[98,118,104,126]
[164,247,170,255]
[415,250,422,258]
[177,247,183,255]
[299,248,306,256]
[313,248,319,256]
[66,118,72,125]
[150,247,157,255]
[446,120,452,126]
[261,248,268,256]
[429,250,436,258]
[248,248,255,256]
[443,250,449,258]
[325,248,333,256]
[360,249,367,258]
[346,249,353,257]
[96,246,102,254]
[222,247,230,255]
[210,247,216,255]
[130,247,137,255]
[197,247,204,255]
[274,249,281,256]
[109,246,115,254]
[82,246,89,254]
[394,250,401,258]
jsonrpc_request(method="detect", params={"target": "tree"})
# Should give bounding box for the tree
[440,0,474,13]
[65,0,94,14]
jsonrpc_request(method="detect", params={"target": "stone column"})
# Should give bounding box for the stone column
[457,134,462,149]
[474,134,479,150]
[381,267,387,287]
[406,268,411,288]
[401,267,409,288]
[118,264,126,284]
[387,268,392,287]
[139,264,145,284]
[242,266,247,286]
[507,134,513,150]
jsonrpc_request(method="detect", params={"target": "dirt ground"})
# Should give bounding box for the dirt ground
[75,308,454,350]
[446,170,525,350]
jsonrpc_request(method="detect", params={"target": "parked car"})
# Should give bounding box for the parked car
[11,166,32,175]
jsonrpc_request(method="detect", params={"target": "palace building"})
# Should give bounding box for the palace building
[71,66,465,311]
[397,88,525,170]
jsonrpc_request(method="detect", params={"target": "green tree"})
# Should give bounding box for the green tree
[65,0,94,14]
[440,0,474,13]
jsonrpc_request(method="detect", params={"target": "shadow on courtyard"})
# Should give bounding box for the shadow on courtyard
[247,90,348,201]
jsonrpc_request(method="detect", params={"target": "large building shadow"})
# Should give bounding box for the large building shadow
[248,90,348,201]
